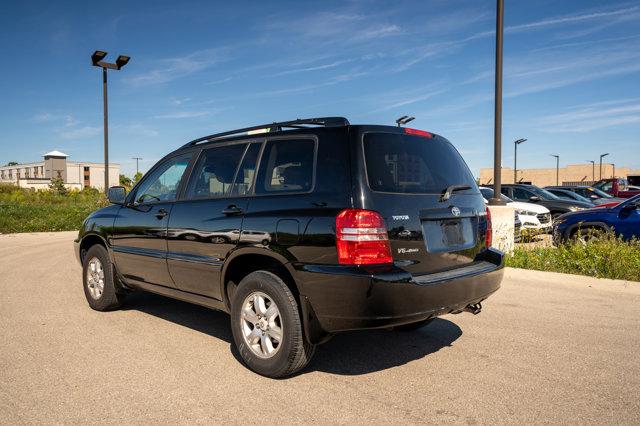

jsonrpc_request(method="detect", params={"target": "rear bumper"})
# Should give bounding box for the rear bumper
[295,249,504,337]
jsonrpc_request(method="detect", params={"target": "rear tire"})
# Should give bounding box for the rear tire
[82,244,125,311]
[572,227,605,245]
[393,318,434,331]
[230,271,315,378]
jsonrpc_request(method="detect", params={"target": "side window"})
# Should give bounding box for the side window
[619,179,628,191]
[186,144,246,199]
[255,139,315,194]
[500,187,510,197]
[134,154,192,204]
[231,143,261,196]
[511,187,531,201]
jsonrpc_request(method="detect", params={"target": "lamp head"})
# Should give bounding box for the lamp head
[115,55,131,69]
[91,50,107,66]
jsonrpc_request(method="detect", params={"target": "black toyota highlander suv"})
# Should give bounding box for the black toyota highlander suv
[75,117,503,378]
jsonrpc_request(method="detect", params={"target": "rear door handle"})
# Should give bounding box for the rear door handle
[155,208,168,219]
[222,205,243,215]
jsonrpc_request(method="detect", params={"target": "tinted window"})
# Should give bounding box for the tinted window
[255,139,315,194]
[528,186,560,200]
[231,143,261,196]
[186,144,246,199]
[135,153,191,203]
[511,187,532,201]
[363,133,476,194]
[481,187,513,203]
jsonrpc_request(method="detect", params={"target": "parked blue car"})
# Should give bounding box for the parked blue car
[553,194,640,244]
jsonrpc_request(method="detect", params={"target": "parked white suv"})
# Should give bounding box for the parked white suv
[480,187,552,234]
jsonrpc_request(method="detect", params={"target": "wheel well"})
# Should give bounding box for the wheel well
[79,235,107,262]
[223,254,299,308]
[569,223,607,238]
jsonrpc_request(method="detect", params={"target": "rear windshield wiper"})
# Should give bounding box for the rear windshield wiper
[440,184,471,202]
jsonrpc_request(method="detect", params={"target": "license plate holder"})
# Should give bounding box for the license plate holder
[442,219,464,246]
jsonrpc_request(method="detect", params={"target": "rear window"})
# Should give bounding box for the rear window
[363,132,476,194]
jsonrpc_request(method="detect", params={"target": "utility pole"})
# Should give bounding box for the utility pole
[132,157,142,175]
[489,0,505,205]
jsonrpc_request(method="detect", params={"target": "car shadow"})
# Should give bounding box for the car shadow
[122,292,462,376]
[122,291,233,343]
[306,319,462,376]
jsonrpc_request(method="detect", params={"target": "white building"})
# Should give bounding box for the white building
[0,151,120,190]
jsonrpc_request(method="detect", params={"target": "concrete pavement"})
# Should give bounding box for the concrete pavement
[1,231,639,424]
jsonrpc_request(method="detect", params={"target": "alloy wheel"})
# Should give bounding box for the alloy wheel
[240,292,283,358]
[86,257,105,300]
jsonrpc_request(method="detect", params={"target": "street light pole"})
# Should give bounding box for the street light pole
[513,138,526,183]
[587,160,595,183]
[551,155,559,185]
[91,51,130,193]
[599,153,609,180]
[489,0,505,206]
[102,67,109,193]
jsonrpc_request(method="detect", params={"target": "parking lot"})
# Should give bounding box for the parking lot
[1,231,639,424]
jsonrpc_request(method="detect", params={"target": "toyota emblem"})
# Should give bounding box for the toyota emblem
[451,206,461,217]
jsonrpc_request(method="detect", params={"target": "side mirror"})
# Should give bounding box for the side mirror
[590,194,598,200]
[529,196,540,202]
[108,186,126,204]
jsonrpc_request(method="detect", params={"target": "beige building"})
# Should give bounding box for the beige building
[0,151,119,190]
[479,163,640,187]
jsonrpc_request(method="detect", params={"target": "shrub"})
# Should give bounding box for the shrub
[507,231,640,282]
[0,184,107,233]
[49,177,68,195]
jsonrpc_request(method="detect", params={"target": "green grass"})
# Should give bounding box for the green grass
[507,233,640,282]
[0,184,108,233]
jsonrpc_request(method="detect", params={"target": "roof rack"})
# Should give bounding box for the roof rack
[181,116,350,148]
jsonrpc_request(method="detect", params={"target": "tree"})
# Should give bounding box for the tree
[133,171,143,184]
[5,161,18,166]
[119,174,132,188]
[49,177,68,195]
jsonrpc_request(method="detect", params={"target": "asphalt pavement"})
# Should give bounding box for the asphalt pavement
[1,231,638,424]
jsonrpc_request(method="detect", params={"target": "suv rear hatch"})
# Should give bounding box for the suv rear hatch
[352,127,489,277]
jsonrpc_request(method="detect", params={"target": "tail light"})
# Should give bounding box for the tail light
[336,209,393,265]
[485,207,492,248]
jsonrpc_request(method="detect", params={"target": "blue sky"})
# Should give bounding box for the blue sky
[1,0,639,177]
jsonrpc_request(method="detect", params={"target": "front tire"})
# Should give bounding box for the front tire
[230,271,315,378]
[82,244,125,311]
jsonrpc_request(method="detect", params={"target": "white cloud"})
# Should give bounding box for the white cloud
[126,48,228,86]
[506,6,639,33]
[355,24,401,40]
[153,111,210,119]
[59,126,101,140]
[272,59,356,77]
[537,100,640,133]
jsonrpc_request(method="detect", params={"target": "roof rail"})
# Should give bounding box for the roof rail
[181,116,350,148]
